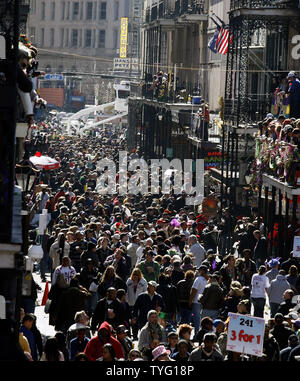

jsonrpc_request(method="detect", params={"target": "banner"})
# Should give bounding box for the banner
[293,236,300,257]
[120,17,128,58]
[226,313,265,357]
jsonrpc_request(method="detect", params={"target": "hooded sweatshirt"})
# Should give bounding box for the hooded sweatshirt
[84,321,124,361]
[267,275,291,304]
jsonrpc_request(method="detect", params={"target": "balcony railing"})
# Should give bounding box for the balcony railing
[176,0,205,16]
[230,0,298,10]
[224,95,271,126]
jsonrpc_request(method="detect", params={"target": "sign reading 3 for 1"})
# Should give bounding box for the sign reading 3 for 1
[226,313,265,357]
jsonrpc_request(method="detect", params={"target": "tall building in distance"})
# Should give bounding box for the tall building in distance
[26,0,130,106]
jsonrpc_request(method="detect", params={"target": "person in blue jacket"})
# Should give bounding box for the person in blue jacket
[287,71,300,118]
[69,325,90,360]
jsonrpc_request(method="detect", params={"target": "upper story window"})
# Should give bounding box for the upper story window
[73,2,79,20]
[99,2,106,20]
[85,29,92,47]
[98,30,106,48]
[41,2,45,20]
[114,1,119,21]
[51,2,55,20]
[86,2,93,20]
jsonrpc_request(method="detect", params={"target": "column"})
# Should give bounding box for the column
[257,184,262,230]
[269,186,276,257]
[284,196,289,258]
[264,186,269,237]
[277,190,283,259]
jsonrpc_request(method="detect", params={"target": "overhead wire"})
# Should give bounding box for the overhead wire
[37,48,298,74]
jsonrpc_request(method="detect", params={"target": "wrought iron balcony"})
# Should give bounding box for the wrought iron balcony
[230,0,299,10]
[145,1,177,22]
[174,0,205,16]
[224,95,271,127]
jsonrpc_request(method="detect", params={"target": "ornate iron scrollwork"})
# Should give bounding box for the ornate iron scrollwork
[224,4,290,127]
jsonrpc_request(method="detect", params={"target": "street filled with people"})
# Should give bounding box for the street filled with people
[14,114,300,362]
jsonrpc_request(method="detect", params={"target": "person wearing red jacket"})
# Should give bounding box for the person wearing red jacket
[84,321,124,361]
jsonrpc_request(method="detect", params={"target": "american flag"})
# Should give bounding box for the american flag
[216,26,233,55]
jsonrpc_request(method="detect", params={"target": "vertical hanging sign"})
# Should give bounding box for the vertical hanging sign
[120,17,128,58]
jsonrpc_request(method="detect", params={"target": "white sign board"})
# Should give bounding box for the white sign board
[226,313,265,357]
[113,58,140,71]
[293,236,300,258]
[44,73,64,81]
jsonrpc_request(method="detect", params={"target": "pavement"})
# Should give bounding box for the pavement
[32,271,56,339]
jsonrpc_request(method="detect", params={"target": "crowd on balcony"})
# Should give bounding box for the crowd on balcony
[250,72,300,187]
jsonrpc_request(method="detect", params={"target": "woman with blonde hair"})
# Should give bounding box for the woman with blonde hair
[126,268,147,340]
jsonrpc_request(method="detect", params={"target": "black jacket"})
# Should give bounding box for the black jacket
[270,324,295,350]
[176,278,194,310]
[91,297,126,331]
[199,283,224,310]
[156,283,177,314]
[253,237,268,261]
[97,276,127,300]
[276,299,297,317]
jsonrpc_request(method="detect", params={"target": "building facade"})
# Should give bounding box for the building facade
[26,0,130,105]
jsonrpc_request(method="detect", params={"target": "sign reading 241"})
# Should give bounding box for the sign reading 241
[226,313,265,357]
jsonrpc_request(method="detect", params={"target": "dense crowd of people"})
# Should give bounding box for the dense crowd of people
[12,115,300,363]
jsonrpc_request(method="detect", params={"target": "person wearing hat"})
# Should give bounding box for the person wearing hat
[138,310,167,360]
[266,258,280,283]
[111,233,121,251]
[152,344,173,361]
[132,281,165,330]
[267,269,291,318]
[270,313,295,350]
[116,325,133,360]
[287,71,300,119]
[220,281,243,320]
[69,324,90,360]
[189,265,209,337]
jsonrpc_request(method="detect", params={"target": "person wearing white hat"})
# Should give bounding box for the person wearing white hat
[69,324,90,360]
[287,71,300,118]
[137,310,167,360]
[152,345,173,361]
